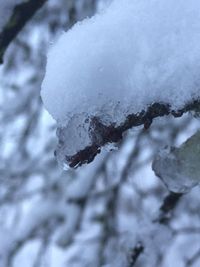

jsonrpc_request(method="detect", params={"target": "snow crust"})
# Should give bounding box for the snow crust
[41,0,200,124]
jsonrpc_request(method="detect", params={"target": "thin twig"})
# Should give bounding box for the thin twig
[0,0,47,63]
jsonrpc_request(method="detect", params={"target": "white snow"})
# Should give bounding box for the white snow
[41,0,200,125]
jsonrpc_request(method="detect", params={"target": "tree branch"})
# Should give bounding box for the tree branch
[128,242,144,267]
[0,0,47,63]
[66,100,200,168]
[156,192,183,224]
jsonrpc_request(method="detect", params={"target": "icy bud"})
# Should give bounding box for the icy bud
[152,131,200,193]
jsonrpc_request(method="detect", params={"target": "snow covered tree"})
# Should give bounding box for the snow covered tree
[0,1,200,267]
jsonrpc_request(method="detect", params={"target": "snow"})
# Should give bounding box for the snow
[41,0,200,166]
[41,0,200,123]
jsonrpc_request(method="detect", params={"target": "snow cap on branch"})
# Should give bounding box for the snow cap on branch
[41,0,200,123]
[41,0,200,168]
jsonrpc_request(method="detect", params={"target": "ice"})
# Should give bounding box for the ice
[41,0,200,167]
[152,131,200,193]
[55,114,92,166]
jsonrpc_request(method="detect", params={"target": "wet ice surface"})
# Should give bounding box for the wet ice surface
[55,113,121,168]
[55,114,92,169]
[152,131,200,193]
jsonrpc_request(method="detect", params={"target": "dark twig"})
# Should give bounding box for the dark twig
[0,0,47,63]
[156,192,183,224]
[128,242,144,267]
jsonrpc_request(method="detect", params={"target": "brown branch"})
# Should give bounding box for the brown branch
[0,0,47,63]
[65,100,200,168]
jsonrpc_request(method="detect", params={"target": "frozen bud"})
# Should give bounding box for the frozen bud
[152,131,200,193]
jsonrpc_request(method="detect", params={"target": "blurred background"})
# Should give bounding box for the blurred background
[0,1,200,266]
